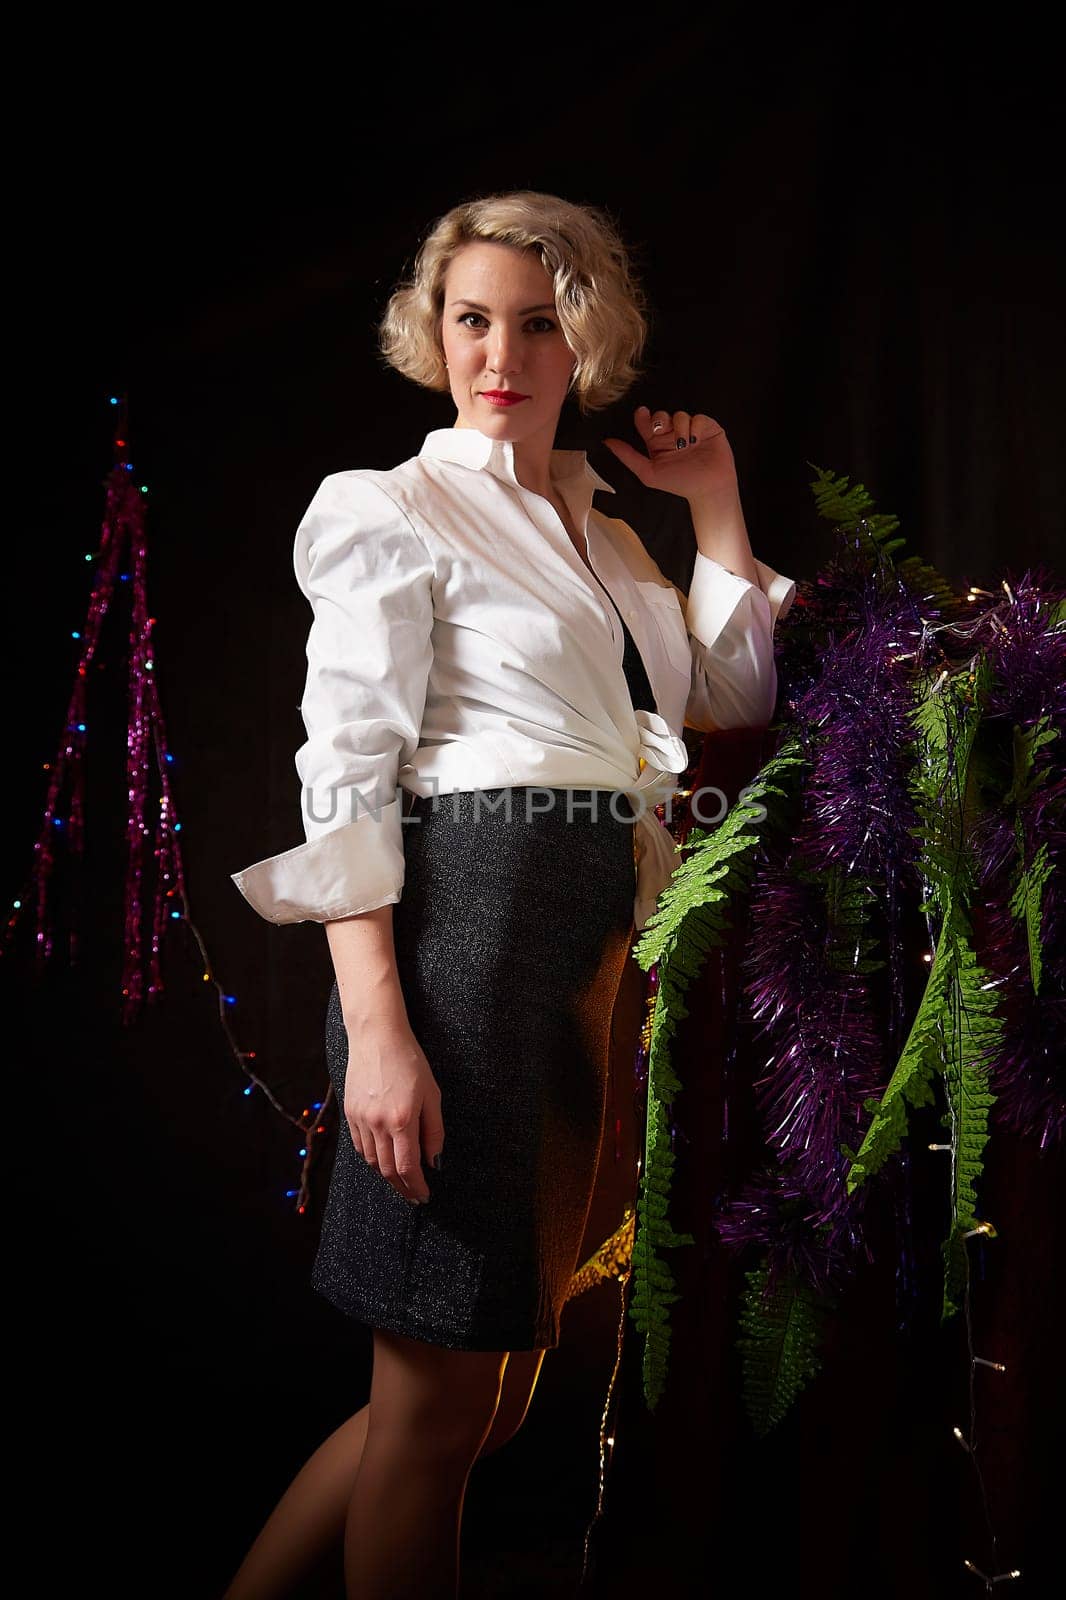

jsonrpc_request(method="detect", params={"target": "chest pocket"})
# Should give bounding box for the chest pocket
[634,580,692,679]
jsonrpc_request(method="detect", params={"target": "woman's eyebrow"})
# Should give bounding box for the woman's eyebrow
[449,298,557,314]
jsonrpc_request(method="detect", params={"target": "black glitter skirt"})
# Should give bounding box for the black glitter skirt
[309,784,639,1352]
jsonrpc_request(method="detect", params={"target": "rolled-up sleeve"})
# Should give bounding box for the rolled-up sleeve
[230,472,435,924]
[677,551,796,731]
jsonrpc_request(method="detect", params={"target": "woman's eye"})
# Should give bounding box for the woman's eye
[456,313,557,332]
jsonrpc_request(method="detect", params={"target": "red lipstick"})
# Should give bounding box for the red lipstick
[481,391,529,407]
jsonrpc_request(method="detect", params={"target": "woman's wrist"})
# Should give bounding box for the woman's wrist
[325,905,410,1031]
[687,489,760,587]
[342,971,411,1033]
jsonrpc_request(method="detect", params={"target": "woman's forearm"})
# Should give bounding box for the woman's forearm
[687,488,760,587]
[325,905,409,1030]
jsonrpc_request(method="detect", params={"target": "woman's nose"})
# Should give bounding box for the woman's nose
[487,327,520,373]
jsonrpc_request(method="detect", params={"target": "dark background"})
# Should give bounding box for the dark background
[8,10,1062,1596]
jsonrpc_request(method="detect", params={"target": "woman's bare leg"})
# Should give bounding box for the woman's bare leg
[220,1344,547,1600]
[343,1328,506,1599]
[220,1405,370,1600]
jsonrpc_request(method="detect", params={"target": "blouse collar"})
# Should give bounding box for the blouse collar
[418,426,617,496]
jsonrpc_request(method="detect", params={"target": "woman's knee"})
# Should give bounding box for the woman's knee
[369,1328,508,1453]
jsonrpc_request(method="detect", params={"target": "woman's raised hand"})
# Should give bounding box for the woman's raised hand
[602,405,740,505]
[343,1016,444,1204]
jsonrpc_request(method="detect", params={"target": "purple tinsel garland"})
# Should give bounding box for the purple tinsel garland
[715,561,940,1291]
[711,544,1064,1302]
[972,568,1065,1148]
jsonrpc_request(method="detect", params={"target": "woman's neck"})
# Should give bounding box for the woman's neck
[454,415,558,500]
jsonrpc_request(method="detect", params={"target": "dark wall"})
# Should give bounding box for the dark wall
[10,12,1061,1596]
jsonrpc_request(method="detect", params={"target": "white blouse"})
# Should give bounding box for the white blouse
[230,425,796,932]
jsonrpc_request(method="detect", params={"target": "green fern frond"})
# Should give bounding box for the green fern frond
[847,661,991,1195]
[822,864,885,977]
[633,737,808,974]
[806,463,901,549]
[894,553,963,617]
[938,904,1003,1317]
[628,1090,694,1411]
[1008,841,1053,994]
[628,735,808,1409]
[1006,713,1059,807]
[845,904,948,1194]
[1003,715,1059,995]
[848,655,1005,1320]
[806,463,959,613]
[907,660,991,917]
[737,1259,828,1437]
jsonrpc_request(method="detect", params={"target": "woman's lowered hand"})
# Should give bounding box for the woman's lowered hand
[344,1012,444,1205]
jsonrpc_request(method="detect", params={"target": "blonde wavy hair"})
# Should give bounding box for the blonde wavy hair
[377,190,648,415]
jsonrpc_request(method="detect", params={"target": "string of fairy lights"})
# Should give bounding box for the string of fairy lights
[951,1215,1020,1590]
[927,1168,1017,1592]
[580,963,659,1584]
[2,395,331,1213]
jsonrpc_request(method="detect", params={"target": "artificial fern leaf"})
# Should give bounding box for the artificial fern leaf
[1008,841,1053,995]
[895,553,963,617]
[900,655,1004,1314]
[627,735,808,1409]
[938,921,1003,1317]
[845,911,947,1194]
[629,1091,694,1411]
[1003,715,1059,994]
[823,865,885,977]
[633,737,807,973]
[806,462,960,619]
[1006,714,1059,807]
[849,662,990,1194]
[736,1259,827,1437]
[806,463,902,549]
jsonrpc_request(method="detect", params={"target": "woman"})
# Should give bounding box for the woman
[225,190,794,1600]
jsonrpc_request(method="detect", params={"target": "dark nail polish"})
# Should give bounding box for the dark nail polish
[689,434,697,443]
[432,1153,443,1170]
[676,438,687,449]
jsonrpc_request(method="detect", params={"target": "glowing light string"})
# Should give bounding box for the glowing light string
[2,395,328,1211]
